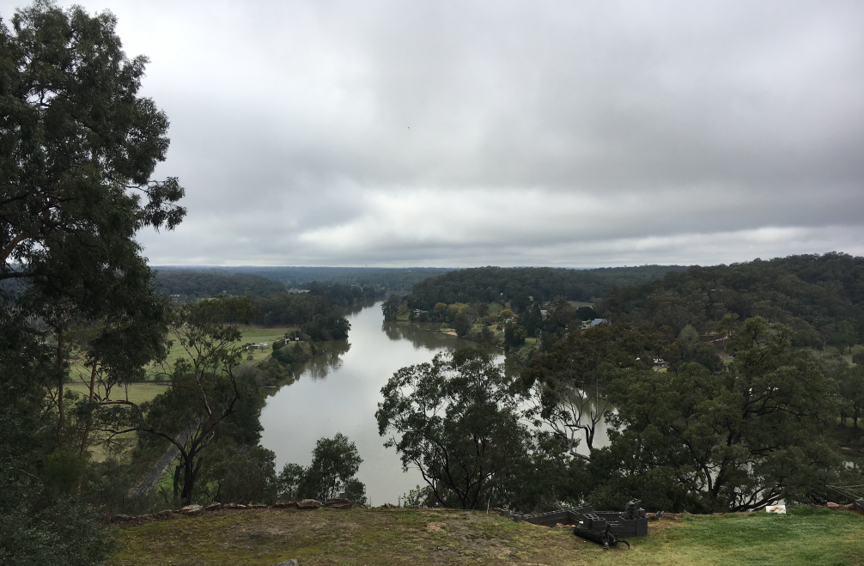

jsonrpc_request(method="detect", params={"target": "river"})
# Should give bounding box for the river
[260,301,611,505]
[260,302,480,506]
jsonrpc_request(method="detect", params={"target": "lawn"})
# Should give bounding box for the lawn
[65,325,300,381]
[65,382,168,405]
[141,325,298,377]
[111,506,864,566]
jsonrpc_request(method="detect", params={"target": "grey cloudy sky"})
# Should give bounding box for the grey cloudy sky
[5,0,864,267]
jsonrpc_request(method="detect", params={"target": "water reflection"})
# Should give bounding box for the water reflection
[259,302,609,505]
[260,302,481,506]
[383,321,461,349]
[304,340,351,381]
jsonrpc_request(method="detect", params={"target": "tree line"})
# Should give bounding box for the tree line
[597,252,864,350]
[378,319,857,513]
[154,270,287,298]
[405,265,687,309]
[158,265,453,294]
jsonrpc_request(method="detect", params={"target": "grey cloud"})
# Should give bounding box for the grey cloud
[4,0,864,266]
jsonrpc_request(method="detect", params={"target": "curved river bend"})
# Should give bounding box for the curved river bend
[260,302,611,505]
[260,302,476,506]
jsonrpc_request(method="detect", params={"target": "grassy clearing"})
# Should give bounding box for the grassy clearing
[111,506,864,566]
[65,382,168,405]
[67,325,300,380]
[150,326,298,373]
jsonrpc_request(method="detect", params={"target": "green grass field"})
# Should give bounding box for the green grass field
[147,325,298,375]
[67,325,301,381]
[111,506,864,566]
[65,382,168,405]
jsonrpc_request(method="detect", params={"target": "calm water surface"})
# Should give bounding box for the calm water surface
[260,302,479,505]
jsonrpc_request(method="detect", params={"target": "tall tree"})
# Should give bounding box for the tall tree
[377,349,531,509]
[521,323,665,459]
[0,0,185,444]
[603,317,840,512]
[0,1,184,562]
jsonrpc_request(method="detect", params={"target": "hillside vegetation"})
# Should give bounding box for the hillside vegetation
[111,506,864,566]
[598,252,864,348]
[154,270,287,298]
[406,265,688,309]
[155,266,454,293]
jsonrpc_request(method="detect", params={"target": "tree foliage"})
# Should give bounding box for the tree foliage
[601,318,839,512]
[276,433,367,505]
[102,297,256,506]
[598,253,864,349]
[154,270,286,298]
[252,293,350,339]
[0,1,184,561]
[406,265,687,309]
[521,323,666,458]
[377,350,533,509]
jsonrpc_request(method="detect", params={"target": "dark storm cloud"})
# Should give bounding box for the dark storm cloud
[3,0,863,266]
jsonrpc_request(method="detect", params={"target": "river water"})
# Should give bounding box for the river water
[260,302,479,506]
[260,301,611,505]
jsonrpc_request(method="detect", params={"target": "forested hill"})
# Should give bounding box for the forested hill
[405,265,688,309]
[154,270,287,297]
[597,252,864,349]
[154,266,454,292]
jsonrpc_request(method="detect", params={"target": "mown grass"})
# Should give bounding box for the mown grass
[149,325,298,375]
[65,382,168,405]
[66,325,300,381]
[111,505,863,565]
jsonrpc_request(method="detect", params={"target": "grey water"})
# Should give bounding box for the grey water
[260,302,478,506]
[259,301,612,505]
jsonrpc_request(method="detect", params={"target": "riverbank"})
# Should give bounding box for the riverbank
[110,505,864,565]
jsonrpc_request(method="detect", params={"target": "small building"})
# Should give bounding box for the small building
[583,318,609,328]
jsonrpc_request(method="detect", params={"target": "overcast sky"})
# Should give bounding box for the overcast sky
[4,0,864,267]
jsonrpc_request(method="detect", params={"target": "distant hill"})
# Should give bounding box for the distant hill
[405,265,689,309]
[153,266,454,293]
[597,252,864,349]
[153,270,286,297]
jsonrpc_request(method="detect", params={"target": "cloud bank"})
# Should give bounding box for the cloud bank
[3,0,863,266]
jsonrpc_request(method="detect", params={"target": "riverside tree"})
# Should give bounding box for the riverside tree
[0,1,184,561]
[520,323,665,459]
[103,297,256,506]
[377,349,533,509]
[601,317,840,512]
[277,433,367,505]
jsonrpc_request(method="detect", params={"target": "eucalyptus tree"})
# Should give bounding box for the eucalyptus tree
[520,323,665,460]
[102,297,256,506]
[604,317,840,512]
[377,349,532,509]
[0,0,185,442]
[0,2,183,561]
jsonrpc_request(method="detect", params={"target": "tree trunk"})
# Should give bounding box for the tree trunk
[173,464,181,505]
[79,362,99,457]
[180,453,198,506]
[56,328,64,444]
